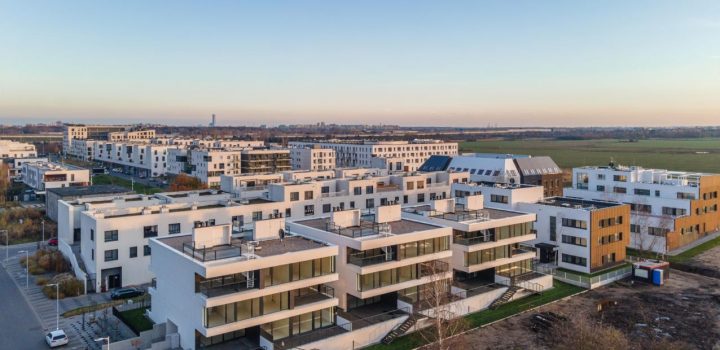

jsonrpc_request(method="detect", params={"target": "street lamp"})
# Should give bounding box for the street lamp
[41,219,45,248]
[47,283,60,330]
[18,250,29,289]
[95,336,110,350]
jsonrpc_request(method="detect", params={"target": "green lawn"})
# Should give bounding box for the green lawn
[670,236,720,263]
[118,308,154,333]
[460,138,720,173]
[92,174,163,194]
[363,281,584,350]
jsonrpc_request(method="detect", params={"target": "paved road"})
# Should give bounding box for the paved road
[0,260,48,349]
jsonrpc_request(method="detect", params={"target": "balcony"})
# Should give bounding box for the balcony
[454,233,494,246]
[183,241,243,262]
[431,209,490,222]
[348,251,396,267]
[198,275,258,298]
[294,285,335,307]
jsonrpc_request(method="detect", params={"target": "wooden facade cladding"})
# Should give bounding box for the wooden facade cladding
[589,204,630,272]
[666,175,720,251]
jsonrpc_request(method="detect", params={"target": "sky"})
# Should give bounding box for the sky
[0,0,719,127]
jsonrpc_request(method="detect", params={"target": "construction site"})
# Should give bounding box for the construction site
[458,246,720,350]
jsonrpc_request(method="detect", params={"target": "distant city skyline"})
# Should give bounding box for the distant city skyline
[1,0,719,127]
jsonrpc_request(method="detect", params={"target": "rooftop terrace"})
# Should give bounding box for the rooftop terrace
[538,197,623,210]
[296,217,440,238]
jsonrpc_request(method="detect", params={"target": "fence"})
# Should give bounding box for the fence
[58,239,88,295]
[112,297,152,336]
[535,264,632,289]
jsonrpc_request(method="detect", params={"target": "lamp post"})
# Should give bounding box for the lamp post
[47,283,60,330]
[95,336,110,350]
[41,219,45,248]
[18,250,29,289]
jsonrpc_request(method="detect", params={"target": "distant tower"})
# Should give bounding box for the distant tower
[210,114,216,127]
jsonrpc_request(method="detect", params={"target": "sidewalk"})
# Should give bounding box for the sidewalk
[667,230,720,256]
[2,253,137,349]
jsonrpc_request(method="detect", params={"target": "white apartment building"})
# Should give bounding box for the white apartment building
[451,181,545,211]
[564,165,720,253]
[403,196,552,298]
[63,124,129,155]
[4,157,48,179]
[22,161,90,192]
[289,139,458,172]
[290,146,336,171]
[91,141,176,177]
[517,197,630,274]
[0,140,37,158]
[58,170,467,293]
[148,219,339,350]
[108,129,156,142]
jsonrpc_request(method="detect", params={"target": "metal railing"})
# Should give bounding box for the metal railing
[534,264,632,288]
[182,241,242,262]
[347,251,396,267]
[294,285,335,307]
[453,233,494,246]
[198,276,257,297]
[324,220,391,238]
[431,209,490,222]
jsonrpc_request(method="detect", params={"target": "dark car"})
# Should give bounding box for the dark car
[110,287,144,300]
[47,238,58,246]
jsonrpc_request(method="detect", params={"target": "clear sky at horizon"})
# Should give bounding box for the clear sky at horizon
[0,0,719,127]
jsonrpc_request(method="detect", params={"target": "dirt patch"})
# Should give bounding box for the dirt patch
[460,270,720,350]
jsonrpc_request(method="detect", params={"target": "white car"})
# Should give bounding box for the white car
[45,330,69,348]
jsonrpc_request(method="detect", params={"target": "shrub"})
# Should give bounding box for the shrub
[36,277,49,286]
[42,273,83,299]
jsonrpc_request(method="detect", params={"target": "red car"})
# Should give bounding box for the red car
[47,238,58,246]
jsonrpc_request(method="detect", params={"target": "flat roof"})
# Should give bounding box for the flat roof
[157,234,329,261]
[537,196,623,210]
[406,205,529,221]
[296,217,440,235]
[46,185,133,197]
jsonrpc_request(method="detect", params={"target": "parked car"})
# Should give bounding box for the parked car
[45,329,69,348]
[112,168,122,172]
[110,287,144,300]
[47,238,58,246]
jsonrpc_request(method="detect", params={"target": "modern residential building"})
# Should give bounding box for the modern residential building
[91,141,176,177]
[57,170,467,292]
[0,140,37,158]
[148,219,339,350]
[45,185,133,222]
[289,205,454,312]
[241,149,291,175]
[420,153,563,196]
[564,164,720,253]
[290,146,336,171]
[451,181,545,211]
[21,161,90,192]
[402,196,552,301]
[3,156,48,179]
[289,139,458,172]
[518,197,630,274]
[108,129,156,142]
[63,124,129,155]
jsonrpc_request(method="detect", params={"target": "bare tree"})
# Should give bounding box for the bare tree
[415,261,468,350]
[550,314,629,350]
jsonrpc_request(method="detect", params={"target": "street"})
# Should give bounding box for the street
[0,258,47,349]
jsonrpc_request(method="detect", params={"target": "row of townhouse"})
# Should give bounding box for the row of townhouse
[564,164,720,253]
[288,139,458,172]
[57,170,468,293]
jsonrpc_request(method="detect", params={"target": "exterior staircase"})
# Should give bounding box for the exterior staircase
[381,314,419,345]
[489,285,521,309]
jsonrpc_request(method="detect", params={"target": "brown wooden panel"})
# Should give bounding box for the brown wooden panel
[589,204,631,272]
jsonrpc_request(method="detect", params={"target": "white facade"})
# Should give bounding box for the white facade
[289,140,458,172]
[451,181,545,211]
[290,146,336,171]
[148,221,339,350]
[564,165,717,252]
[22,161,90,191]
[0,140,37,158]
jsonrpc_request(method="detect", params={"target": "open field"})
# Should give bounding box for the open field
[92,174,163,194]
[460,138,720,172]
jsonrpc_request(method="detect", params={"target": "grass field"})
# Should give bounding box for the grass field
[364,281,584,350]
[460,138,720,173]
[92,174,163,194]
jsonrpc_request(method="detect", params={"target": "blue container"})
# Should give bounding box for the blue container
[652,269,663,286]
